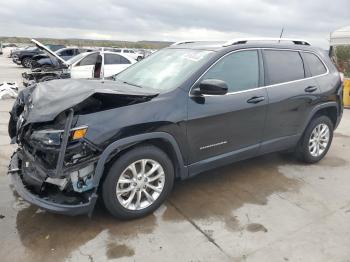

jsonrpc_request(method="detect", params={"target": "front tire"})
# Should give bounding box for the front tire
[21,57,32,68]
[102,145,174,219]
[296,115,333,163]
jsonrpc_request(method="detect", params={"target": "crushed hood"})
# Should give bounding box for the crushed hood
[31,39,68,66]
[24,79,159,123]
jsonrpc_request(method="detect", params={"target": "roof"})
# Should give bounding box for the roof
[330,26,350,46]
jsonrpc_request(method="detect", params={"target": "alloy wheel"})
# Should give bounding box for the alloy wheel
[116,159,165,210]
[308,123,330,157]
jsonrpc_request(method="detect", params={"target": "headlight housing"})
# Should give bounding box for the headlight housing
[30,126,88,146]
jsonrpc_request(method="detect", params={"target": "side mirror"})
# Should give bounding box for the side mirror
[195,79,228,96]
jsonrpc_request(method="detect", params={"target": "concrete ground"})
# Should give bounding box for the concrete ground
[0,48,350,262]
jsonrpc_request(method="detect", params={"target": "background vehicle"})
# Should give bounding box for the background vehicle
[69,50,135,79]
[113,48,144,61]
[22,39,136,84]
[9,45,31,58]
[12,43,66,68]
[9,38,343,220]
[31,47,94,70]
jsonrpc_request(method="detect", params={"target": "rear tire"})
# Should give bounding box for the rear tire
[295,115,333,163]
[102,145,174,220]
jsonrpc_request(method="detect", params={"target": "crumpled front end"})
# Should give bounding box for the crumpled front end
[9,108,101,216]
[8,79,159,215]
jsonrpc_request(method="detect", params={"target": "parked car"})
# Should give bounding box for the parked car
[0,43,2,55]
[113,48,144,61]
[31,47,95,70]
[8,38,343,220]
[22,39,136,84]
[9,45,32,58]
[12,43,66,68]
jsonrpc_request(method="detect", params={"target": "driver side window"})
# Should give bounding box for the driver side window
[202,50,259,93]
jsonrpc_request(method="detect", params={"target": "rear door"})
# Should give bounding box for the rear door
[103,53,132,77]
[187,49,268,164]
[261,49,321,153]
[71,53,99,79]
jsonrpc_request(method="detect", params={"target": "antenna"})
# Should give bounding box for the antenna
[279,27,284,43]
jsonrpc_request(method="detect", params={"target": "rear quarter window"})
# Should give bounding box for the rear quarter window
[302,52,327,76]
[263,50,305,85]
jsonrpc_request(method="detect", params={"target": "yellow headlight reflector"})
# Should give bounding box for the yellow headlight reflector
[72,128,88,140]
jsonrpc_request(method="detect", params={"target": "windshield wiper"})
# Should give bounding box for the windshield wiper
[122,81,143,88]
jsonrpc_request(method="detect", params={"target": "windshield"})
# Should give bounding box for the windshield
[114,48,213,91]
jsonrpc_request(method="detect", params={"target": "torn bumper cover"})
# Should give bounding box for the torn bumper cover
[10,148,99,216]
[10,152,98,216]
[9,109,101,216]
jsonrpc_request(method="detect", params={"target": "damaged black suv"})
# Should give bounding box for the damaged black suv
[8,38,343,219]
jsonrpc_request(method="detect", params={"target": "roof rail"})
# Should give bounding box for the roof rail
[171,41,199,46]
[223,38,311,47]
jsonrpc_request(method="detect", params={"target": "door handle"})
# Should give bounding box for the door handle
[247,96,265,104]
[305,86,318,93]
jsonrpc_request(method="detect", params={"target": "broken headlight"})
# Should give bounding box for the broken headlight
[30,126,88,146]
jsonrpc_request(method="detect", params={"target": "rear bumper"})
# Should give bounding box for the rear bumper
[9,152,98,216]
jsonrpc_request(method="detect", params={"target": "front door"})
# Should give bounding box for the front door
[71,52,99,79]
[186,50,268,164]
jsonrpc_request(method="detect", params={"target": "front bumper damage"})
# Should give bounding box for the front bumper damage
[9,109,100,216]
[10,152,98,216]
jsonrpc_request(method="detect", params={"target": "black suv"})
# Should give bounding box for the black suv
[8,38,343,219]
[12,44,65,68]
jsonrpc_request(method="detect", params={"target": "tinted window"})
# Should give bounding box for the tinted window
[104,54,130,64]
[303,52,327,76]
[77,53,99,66]
[202,50,259,92]
[264,50,305,85]
[124,50,130,53]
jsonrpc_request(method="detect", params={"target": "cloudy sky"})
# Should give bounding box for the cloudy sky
[0,0,349,48]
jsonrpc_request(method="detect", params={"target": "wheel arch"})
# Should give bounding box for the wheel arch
[92,132,188,189]
[304,102,339,132]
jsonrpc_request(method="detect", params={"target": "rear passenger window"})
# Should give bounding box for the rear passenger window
[264,50,305,85]
[202,50,259,92]
[104,54,131,64]
[303,52,327,76]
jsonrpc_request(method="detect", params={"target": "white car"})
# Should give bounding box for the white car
[67,51,136,79]
[24,40,137,84]
[113,48,143,61]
